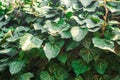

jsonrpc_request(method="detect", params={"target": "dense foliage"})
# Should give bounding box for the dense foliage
[0,0,120,80]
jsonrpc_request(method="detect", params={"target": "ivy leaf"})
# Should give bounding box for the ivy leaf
[49,64,69,80]
[0,16,10,28]
[0,29,12,44]
[19,72,34,80]
[92,37,115,53]
[71,59,90,75]
[60,30,71,39]
[79,0,93,7]
[110,27,120,41]
[9,61,25,75]
[57,53,67,64]
[53,67,69,80]
[75,76,83,80]
[83,2,99,12]
[66,41,81,51]
[94,60,108,74]
[80,48,100,63]
[40,71,54,80]
[43,40,64,60]
[0,48,17,56]
[82,38,91,49]
[14,26,30,34]
[20,33,43,51]
[70,26,88,41]
[66,12,73,18]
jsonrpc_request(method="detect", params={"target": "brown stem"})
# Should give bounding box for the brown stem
[101,0,109,38]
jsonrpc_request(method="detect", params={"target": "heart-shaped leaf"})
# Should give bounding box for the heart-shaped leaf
[70,26,88,41]
[44,40,64,60]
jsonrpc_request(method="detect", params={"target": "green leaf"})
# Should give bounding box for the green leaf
[48,35,56,44]
[14,26,30,34]
[66,12,73,18]
[66,41,81,51]
[0,48,17,56]
[80,48,101,63]
[60,30,71,39]
[91,15,101,23]
[92,37,115,53]
[9,61,25,75]
[71,59,90,75]
[82,38,91,49]
[0,16,10,28]
[0,48,13,54]
[57,53,67,64]
[49,64,69,80]
[83,2,99,12]
[110,27,120,41]
[19,72,34,80]
[44,40,64,60]
[84,19,99,28]
[70,26,88,41]
[75,76,83,80]
[40,71,54,80]
[53,67,69,80]
[0,29,12,44]
[20,33,43,51]
[0,63,8,71]
[44,20,70,36]
[79,0,93,7]
[111,75,120,80]
[25,15,36,23]
[94,60,108,74]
